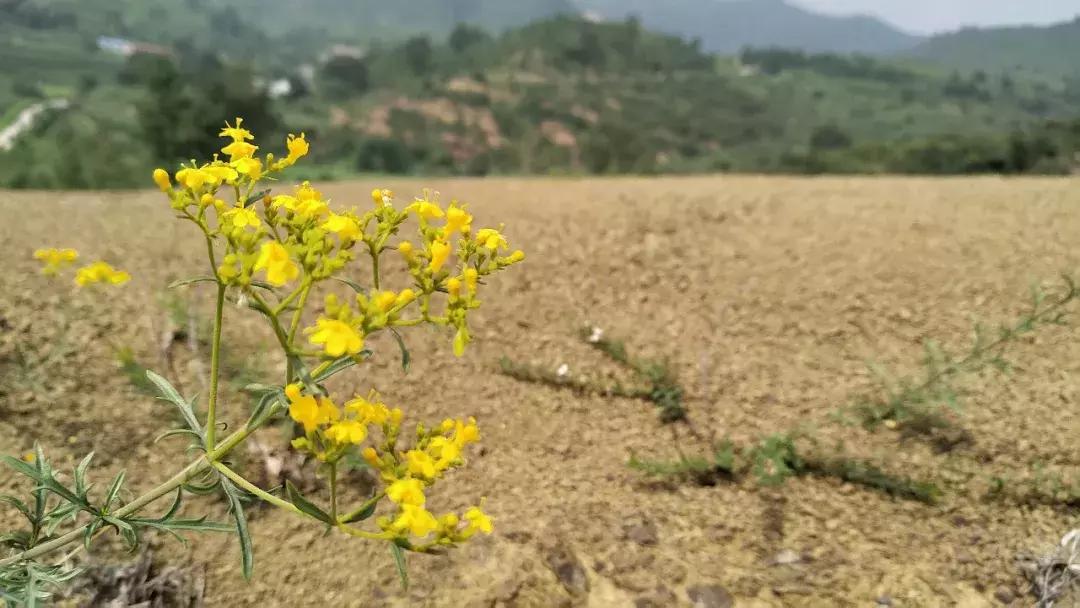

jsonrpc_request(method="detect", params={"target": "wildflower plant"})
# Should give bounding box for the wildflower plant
[0,119,523,603]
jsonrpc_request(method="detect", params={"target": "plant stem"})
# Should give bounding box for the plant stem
[328,463,338,523]
[206,283,226,451]
[369,243,381,290]
[286,280,313,345]
[212,462,305,518]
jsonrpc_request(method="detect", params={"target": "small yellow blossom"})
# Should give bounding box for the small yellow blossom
[372,188,393,206]
[391,504,439,537]
[362,446,380,467]
[464,268,479,295]
[322,212,361,241]
[409,200,444,220]
[373,290,398,313]
[33,248,78,276]
[387,478,426,506]
[219,118,254,142]
[75,261,130,287]
[395,289,416,307]
[253,241,299,286]
[445,203,472,235]
[325,420,367,445]
[286,384,340,434]
[204,164,239,184]
[285,133,309,164]
[232,156,263,179]
[463,506,493,536]
[346,396,391,425]
[307,318,364,357]
[476,228,508,251]
[152,168,171,191]
[454,417,480,448]
[405,449,436,479]
[222,139,258,160]
[507,250,525,264]
[222,207,261,231]
[428,240,450,273]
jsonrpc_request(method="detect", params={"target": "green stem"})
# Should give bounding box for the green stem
[329,463,339,523]
[206,283,226,451]
[213,462,306,517]
[369,242,381,290]
[287,280,314,344]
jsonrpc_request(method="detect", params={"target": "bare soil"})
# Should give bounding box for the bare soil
[3,176,1080,607]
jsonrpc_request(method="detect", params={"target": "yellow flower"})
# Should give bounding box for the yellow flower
[445,203,472,235]
[373,291,397,313]
[33,248,78,276]
[362,446,380,467]
[75,261,130,287]
[346,396,391,425]
[405,449,436,479]
[222,139,258,161]
[203,164,238,184]
[507,250,525,264]
[390,504,439,538]
[322,212,360,241]
[152,168,171,191]
[427,436,461,471]
[463,506,493,536]
[464,268,479,295]
[174,167,209,190]
[222,207,261,231]
[325,420,367,445]
[253,241,299,286]
[307,318,364,357]
[476,228,508,251]
[398,241,415,264]
[232,156,263,179]
[408,200,443,220]
[286,384,340,434]
[372,188,393,206]
[428,240,450,273]
[446,277,461,299]
[219,118,254,142]
[454,417,480,448]
[285,133,309,164]
[395,289,416,307]
[387,478,426,506]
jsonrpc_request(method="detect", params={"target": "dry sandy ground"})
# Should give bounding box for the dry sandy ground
[2,176,1080,607]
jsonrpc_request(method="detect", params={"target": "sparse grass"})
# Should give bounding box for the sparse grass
[846,276,1079,443]
[499,326,687,422]
[631,433,941,504]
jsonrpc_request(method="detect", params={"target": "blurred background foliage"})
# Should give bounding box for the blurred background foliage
[1,0,1079,188]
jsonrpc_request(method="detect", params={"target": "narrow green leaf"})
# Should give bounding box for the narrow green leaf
[243,188,271,207]
[329,276,368,295]
[389,328,411,373]
[168,276,218,289]
[220,477,254,579]
[74,452,95,497]
[390,542,409,589]
[248,389,285,430]
[104,471,126,510]
[146,370,205,443]
[310,351,373,384]
[340,499,377,524]
[0,456,39,480]
[0,495,31,518]
[285,481,333,525]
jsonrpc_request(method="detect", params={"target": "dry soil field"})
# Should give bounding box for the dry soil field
[2,176,1080,607]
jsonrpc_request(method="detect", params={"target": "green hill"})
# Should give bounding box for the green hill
[906,17,1080,78]
[580,0,923,55]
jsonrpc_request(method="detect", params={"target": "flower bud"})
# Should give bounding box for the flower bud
[152,168,172,192]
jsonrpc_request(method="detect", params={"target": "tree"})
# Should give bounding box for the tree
[404,36,433,76]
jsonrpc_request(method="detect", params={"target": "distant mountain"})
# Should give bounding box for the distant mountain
[577,0,924,55]
[206,0,579,39]
[906,17,1080,77]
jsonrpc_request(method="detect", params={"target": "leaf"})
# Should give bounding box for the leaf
[285,481,333,525]
[389,328,411,373]
[168,276,218,289]
[219,477,254,579]
[247,389,285,430]
[103,471,126,511]
[390,542,409,589]
[74,452,95,497]
[0,494,31,519]
[329,276,368,295]
[242,188,271,208]
[146,370,205,444]
[310,352,373,384]
[340,497,377,524]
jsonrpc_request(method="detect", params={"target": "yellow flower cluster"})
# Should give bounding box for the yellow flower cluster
[33,248,129,287]
[286,384,492,545]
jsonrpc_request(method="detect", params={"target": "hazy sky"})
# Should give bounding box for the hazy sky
[792,0,1080,35]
